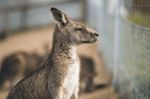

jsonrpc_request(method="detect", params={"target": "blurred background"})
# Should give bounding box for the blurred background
[0,0,150,99]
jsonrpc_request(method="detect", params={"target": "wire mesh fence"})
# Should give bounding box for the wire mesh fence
[86,0,150,98]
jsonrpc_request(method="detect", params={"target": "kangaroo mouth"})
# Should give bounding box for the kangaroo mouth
[81,41,93,43]
[81,37,98,43]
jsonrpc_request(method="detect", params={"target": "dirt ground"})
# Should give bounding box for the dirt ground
[0,26,119,99]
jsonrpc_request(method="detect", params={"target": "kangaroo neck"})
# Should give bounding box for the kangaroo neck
[52,43,75,57]
[51,27,78,61]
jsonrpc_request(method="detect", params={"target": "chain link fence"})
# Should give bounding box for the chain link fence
[86,0,150,98]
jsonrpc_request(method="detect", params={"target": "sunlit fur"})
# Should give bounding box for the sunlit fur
[7,7,99,99]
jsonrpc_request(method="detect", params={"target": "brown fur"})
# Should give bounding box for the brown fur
[79,55,97,93]
[0,51,44,90]
[0,43,50,90]
[0,52,26,89]
[7,7,99,99]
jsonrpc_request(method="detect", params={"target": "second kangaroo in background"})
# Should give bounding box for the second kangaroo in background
[7,7,99,99]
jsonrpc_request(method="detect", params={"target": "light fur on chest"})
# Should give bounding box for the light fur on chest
[63,61,80,98]
[63,48,80,99]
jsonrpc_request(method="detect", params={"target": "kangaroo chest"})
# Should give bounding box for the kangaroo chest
[63,59,80,99]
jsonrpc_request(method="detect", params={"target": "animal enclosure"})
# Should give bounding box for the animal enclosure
[0,0,149,99]
[0,0,118,99]
[86,0,150,98]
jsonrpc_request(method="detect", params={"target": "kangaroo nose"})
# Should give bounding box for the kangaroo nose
[94,33,99,37]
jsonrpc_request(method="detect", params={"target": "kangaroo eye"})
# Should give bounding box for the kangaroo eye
[74,28,84,31]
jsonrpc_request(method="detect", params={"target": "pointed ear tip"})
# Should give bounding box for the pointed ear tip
[50,7,58,12]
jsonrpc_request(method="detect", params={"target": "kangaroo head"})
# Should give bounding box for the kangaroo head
[51,7,99,46]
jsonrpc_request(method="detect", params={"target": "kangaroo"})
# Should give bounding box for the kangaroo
[79,55,97,93]
[7,7,99,99]
[0,52,26,90]
[0,51,44,90]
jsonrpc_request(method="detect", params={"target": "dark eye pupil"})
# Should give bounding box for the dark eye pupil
[75,28,83,31]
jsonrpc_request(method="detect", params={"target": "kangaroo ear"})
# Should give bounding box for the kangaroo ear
[51,7,69,25]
